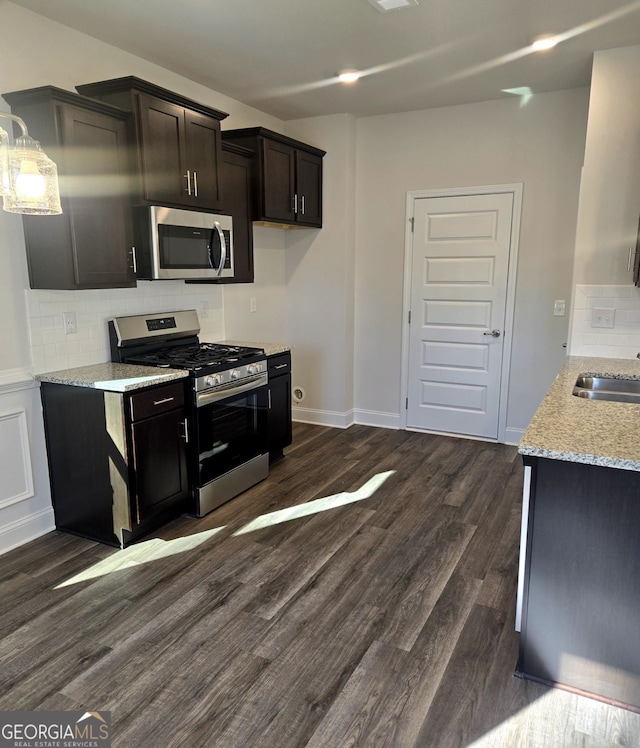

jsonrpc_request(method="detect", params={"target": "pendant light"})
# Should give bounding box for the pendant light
[0,112,62,215]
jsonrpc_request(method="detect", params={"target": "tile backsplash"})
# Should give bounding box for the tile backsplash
[27,281,224,374]
[569,285,640,359]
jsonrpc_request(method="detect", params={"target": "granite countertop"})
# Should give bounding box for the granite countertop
[219,340,292,357]
[519,355,640,471]
[36,363,188,393]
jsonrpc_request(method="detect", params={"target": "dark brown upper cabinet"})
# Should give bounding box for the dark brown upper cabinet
[222,127,325,228]
[76,76,228,211]
[186,142,255,285]
[2,86,136,290]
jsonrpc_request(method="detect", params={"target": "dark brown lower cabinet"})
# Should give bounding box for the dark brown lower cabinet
[267,352,292,462]
[517,455,640,711]
[41,380,189,547]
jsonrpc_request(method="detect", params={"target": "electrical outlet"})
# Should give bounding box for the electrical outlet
[199,299,209,318]
[553,300,566,316]
[250,297,257,313]
[63,311,77,335]
[591,307,615,329]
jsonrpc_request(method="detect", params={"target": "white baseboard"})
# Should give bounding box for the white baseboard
[0,507,55,556]
[353,409,401,430]
[292,406,355,429]
[503,427,525,446]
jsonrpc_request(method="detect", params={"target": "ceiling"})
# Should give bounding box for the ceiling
[9,0,640,120]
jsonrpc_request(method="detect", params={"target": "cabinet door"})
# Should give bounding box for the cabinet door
[262,139,295,222]
[130,408,189,524]
[268,374,292,461]
[184,110,222,210]
[138,94,186,204]
[219,148,254,283]
[59,104,135,287]
[295,150,323,226]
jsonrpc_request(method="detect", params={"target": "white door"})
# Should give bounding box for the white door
[406,191,514,439]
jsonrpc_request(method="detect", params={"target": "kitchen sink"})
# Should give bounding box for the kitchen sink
[572,374,640,403]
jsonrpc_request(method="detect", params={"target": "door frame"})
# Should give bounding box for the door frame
[399,183,523,442]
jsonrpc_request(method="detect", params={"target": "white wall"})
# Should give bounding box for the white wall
[572,46,640,287]
[568,46,640,357]
[354,89,590,437]
[283,114,357,426]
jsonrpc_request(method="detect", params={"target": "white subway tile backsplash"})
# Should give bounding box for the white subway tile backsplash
[25,282,225,374]
[570,285,640,358]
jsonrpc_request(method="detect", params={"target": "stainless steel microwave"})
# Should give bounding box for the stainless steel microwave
[132,205,234,281]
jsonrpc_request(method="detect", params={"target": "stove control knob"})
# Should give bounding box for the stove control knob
[205,375,215,387]
[230,370,240,380]
[247,365,256,375]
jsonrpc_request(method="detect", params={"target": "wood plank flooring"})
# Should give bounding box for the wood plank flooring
[2,423,640,747]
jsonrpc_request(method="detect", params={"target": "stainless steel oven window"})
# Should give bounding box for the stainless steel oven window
[195,385,268,488]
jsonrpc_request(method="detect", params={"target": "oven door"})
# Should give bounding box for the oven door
[195,379,269,494]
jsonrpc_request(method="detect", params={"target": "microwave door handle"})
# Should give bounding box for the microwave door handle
[213,221,226,276]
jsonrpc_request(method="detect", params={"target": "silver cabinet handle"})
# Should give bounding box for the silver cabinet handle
[184,170,192,196]
[301,195,305,215]
[483,329,501,337]
[193,170,198,197]
[268,389,272,409]
[293,194,298,214]
[183,417,189,443]
[274,363,288,369]
[131,246,137,274]
[153,397,175,406]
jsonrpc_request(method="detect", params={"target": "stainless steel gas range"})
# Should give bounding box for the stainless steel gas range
[109,309,269,517]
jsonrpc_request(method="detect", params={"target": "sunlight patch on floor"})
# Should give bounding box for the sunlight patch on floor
[232,470,396,536]
[54,526,225,589]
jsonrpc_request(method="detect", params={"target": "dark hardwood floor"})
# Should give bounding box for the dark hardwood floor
[2,423,640,747]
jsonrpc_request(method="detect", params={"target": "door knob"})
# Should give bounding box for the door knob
[483,329,501,337]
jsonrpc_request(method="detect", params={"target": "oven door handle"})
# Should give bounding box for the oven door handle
[213,221,226,276]
[196,373,268,407]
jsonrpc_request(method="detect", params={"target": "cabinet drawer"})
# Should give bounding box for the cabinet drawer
[129,382,185,421]
[268,354,291,378]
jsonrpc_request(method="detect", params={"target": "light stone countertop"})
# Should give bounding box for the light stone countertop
[36,363,189,393]
[519,355,640,471]
[219,340,292,357]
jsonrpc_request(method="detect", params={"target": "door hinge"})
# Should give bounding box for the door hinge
[408,310,411,324]
[410,216,414,232]
[405,397,408,409]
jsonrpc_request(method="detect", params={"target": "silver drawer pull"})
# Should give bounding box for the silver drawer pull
[274,363,288,369]
[153,397,175,406]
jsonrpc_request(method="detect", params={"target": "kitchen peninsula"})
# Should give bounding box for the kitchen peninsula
[517,356,640,712]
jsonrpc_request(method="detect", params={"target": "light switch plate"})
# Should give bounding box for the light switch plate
[591,307,615,328]
[553,300,566,316]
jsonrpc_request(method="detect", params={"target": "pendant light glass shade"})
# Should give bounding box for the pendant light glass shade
[0,128,11,198]
[2,135,62,215]
[0,113,62,215]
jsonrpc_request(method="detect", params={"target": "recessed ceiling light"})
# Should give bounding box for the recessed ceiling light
[532,36,558,51]
[367,0,419,12]
[337,70,361,84]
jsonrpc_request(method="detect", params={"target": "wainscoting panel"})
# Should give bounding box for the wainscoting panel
[0,370,55,555]
[0,407,34,509]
